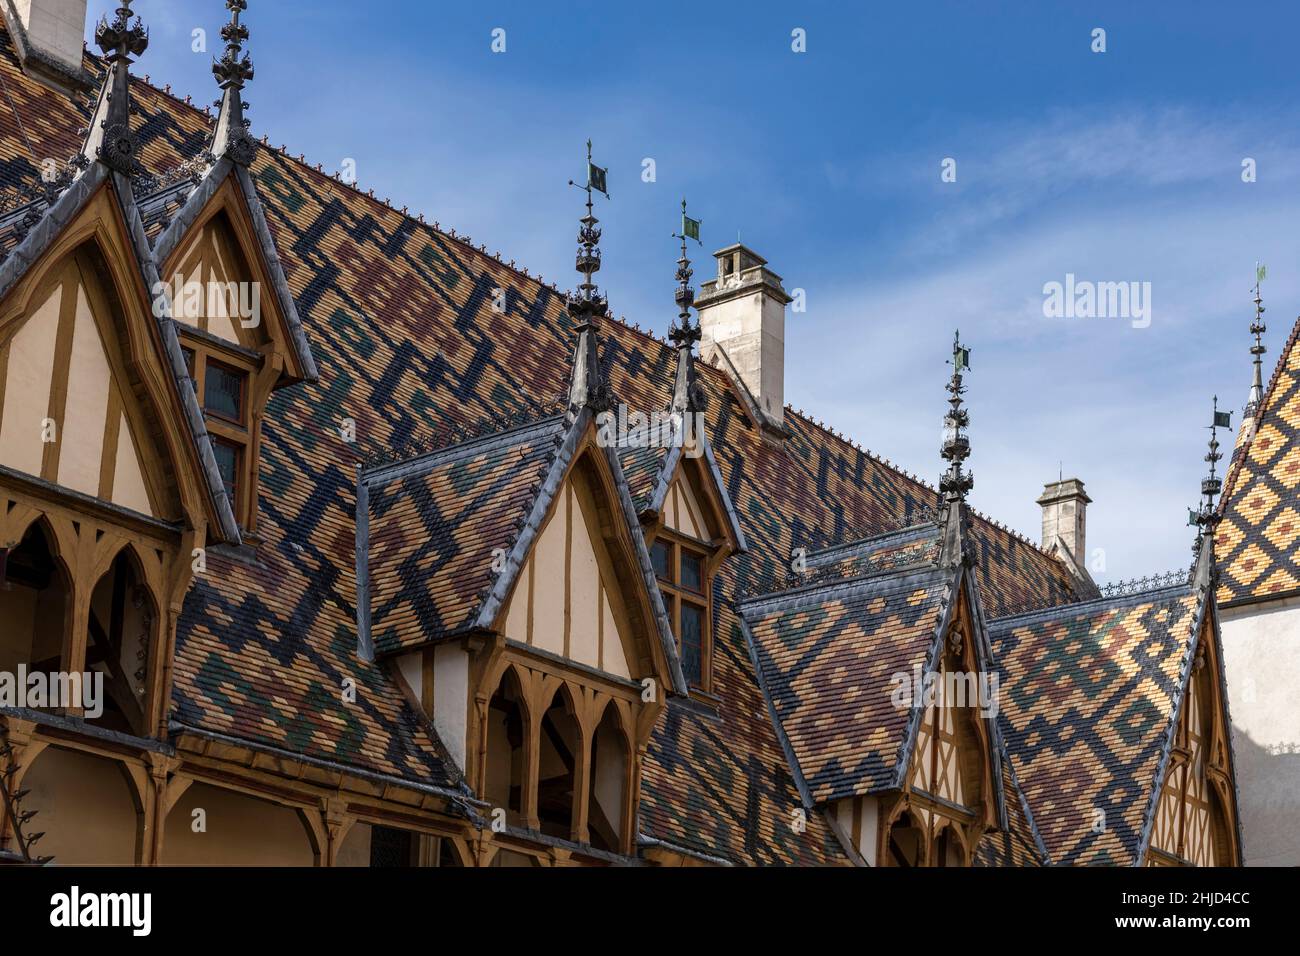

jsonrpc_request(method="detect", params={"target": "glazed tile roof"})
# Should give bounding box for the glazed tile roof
[0,27,1086,864]
[1217,313,1300,606]
[364,415,564,655]
[988,584,1204,865]
[974,757,1050,866]
[740,565,953,804]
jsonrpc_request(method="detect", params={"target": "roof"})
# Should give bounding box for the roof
[1217,311,1300,606]
[741,563,954,804]
[363,413,565,655]
[989,583,1203,865]
[0,25,1086,865]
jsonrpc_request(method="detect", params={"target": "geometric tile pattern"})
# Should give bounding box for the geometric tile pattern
[366,416,563,655]
[741,567,951,804]
[989,586,1201,865]
[1219,315,1300,605]
[0,32,1086,864]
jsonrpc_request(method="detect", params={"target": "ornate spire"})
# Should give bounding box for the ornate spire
[1191,397,1229,553]
[939,331,973,567]
[565,140,614,412]
[1247,265,1267,415]
[670,198,704,413]
[940,331,973,506]
[209,0,257,165]
[78,2,149,175]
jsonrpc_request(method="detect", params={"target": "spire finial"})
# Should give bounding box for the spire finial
[939,330,973,506]
[1191,396,1231,559]
[77,1,149,175]
[1248,263,1268,414]
[565,140,614,412]
[670,199,705,413]
[209,0,257,165]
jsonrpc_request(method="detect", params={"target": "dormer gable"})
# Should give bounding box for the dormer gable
[0,178,239,542]
[149,160,318,537]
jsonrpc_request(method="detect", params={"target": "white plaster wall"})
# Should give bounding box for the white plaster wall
[1220,599,1300,866]
[433,643,469,770]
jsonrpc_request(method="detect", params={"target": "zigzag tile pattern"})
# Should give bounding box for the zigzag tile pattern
[989,589,1198,865]
[742,569,950,804]
[0,30,1082,863]
[367,417,563,655]
[1218,314,1300,605]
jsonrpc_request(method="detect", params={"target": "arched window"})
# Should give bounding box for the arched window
[588,704,630,852]
[0,521,70,680]
[537,685,581,840]
[484,668,527,826]
[87,549,157,735]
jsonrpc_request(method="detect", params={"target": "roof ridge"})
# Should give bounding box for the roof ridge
[990,574,1192,628]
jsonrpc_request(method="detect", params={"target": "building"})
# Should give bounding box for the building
[1215,280,1300,866]
[0,1,1243,867]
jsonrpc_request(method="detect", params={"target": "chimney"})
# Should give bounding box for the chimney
[1037,478,1091,563]
[694,243,791,430]
[3,0,93,93]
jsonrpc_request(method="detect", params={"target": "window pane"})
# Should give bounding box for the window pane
[681,551,704,592]
[680,603,704,687]
[212,439,240,508]
[205,362,245,422]
[651,539,671,580]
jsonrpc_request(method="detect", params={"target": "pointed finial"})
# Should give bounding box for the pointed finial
[77,1,149,175]
[209,0,257,165]
[1247,263,1268,414]
[1190,396,1232,558]
[670,199,705,413]
[565,140,614,413]
[940,330,973,505]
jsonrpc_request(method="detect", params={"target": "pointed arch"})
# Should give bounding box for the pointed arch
[85,544,161,735]
[0,517,72,678]
[537,681,582,841]
[484,664,529,827]
[588,698,632,853]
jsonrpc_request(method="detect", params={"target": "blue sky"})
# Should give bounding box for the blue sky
[91,1,1300,582]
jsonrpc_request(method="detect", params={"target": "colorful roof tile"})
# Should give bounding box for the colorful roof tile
[1218,312,1300,605]
[989,584,1203,865]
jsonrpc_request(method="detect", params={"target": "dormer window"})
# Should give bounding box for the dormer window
[181,341,255,527]
[204,360,246,424]
[651,533,712,692]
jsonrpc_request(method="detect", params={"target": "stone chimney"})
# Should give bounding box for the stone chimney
[1037,478,1091,564]
[3,0,92,93]
[694,243,791,430]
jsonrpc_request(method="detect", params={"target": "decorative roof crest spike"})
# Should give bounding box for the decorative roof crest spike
[209,0,258,165]
[1248,263,1268,414]
[78,0,149,176]
[1190,395,1232,560]
[565,140,615,413]
[939,330,974,506]
[669,198,706,413]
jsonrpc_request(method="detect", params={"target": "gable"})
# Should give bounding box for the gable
[499,448,652,682]
[166,209,263,351]
[0,245,176,519]
[661,466,713,543]
[1145,610,1240,866]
